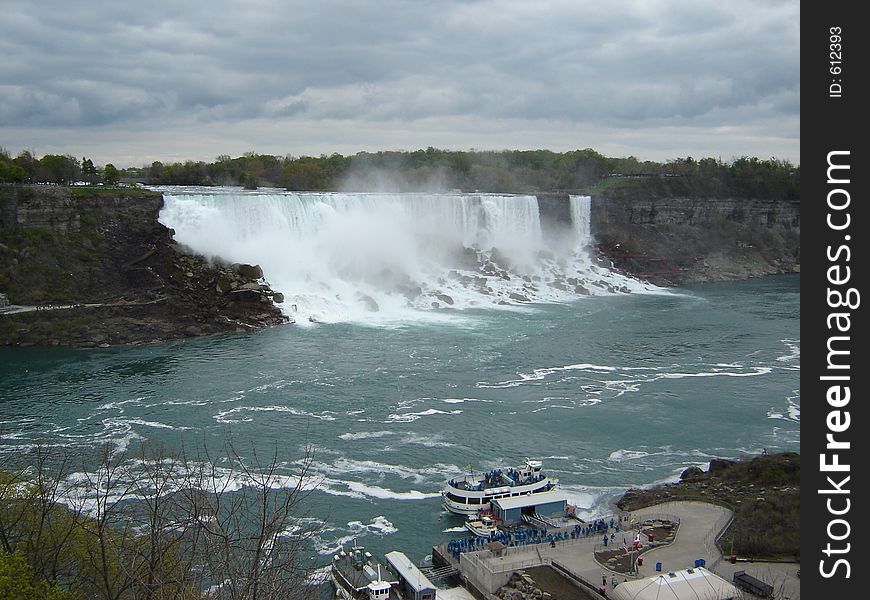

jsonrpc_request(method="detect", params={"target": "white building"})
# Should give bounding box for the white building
[610,567,741,600]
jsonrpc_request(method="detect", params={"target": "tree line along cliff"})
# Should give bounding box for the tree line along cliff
[3,147,798,201]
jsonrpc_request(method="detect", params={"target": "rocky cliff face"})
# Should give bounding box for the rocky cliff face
[0,185,287,347]
[590,191,800,285]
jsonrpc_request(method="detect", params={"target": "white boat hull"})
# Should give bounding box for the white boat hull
[442,495,487,516]
[330,573,356,600]
[442,481,557,515]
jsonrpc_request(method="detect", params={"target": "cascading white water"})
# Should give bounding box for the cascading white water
[158,188,658,325]
[569,195,592,250]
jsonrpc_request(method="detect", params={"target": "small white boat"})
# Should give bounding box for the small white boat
[465,514,498,538]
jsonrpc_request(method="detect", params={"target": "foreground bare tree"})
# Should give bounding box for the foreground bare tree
[1,438,324,600]
[181,441,321,600]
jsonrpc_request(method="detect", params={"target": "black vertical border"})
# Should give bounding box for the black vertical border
[802,2,865,597]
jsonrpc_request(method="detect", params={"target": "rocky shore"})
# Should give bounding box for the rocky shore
[1,185,287,347]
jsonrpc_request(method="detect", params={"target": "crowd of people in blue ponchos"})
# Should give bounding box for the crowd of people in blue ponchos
[449,468,545,491]
[447,517,619,558]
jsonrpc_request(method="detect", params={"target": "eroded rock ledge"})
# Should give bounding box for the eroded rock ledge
[0,185,288,347]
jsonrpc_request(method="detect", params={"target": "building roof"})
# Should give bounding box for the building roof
[610,567,741,600]
[385,551,436,592]
[491,491,567,511]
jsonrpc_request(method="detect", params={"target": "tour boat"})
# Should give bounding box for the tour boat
[441,458,558,516]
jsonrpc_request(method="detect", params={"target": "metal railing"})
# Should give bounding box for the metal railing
[705,509,735,570]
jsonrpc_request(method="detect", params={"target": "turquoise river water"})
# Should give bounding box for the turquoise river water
[0,274,799,570]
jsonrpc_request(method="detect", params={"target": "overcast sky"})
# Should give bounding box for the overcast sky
[0,0,799,167]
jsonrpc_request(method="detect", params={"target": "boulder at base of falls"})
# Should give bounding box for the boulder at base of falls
[234,263,264,280]
[357,294,380,312]
[435,293,455,305]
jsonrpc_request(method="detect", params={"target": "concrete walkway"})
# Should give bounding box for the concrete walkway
[631,501,731,574]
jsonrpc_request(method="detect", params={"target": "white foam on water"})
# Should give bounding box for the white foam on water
[95,397,146,412]
[478,361,776,402]
[400,433,454,448]
[787,393,800,421]
[608,449,652,462]
[776,338,800,363]
[158,189,662,326]
[386,408,463,423]
[313,516,398,556]
[213,405,337,424]
[769,389,800,422]
[280,517,327,538]
[558,484,628,521]
[353,515,398,536]
[318,478,440,501]
[122,418,192,431]
[310,458,435,483]
[338,430,394,440]
[441,397,494,404]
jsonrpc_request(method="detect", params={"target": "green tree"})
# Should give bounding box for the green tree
[147,161,165,184]
[80,158,98,184]
[102,164,120,186]
[0,551,70,599]
[279,161,326,190]
[38,155,79,185]
[1,160,27,183]
[12,151,38,182]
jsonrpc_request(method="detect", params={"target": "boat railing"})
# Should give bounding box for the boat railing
[448,467,550,491]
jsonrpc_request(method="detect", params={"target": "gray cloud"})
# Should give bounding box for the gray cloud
[0,0,799,165]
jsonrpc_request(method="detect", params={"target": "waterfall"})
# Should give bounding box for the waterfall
[158,188,657,325]
[569,195,592,250]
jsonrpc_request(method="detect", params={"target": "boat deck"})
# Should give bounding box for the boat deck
[332,549,398,596]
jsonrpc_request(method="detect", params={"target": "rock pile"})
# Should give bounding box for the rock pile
[496,572,553,600]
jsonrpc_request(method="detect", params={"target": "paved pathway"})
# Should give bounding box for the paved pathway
[631,501,730,574]
[0,297,165,315]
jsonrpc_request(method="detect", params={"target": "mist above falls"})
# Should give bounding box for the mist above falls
[158,189,658,325]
